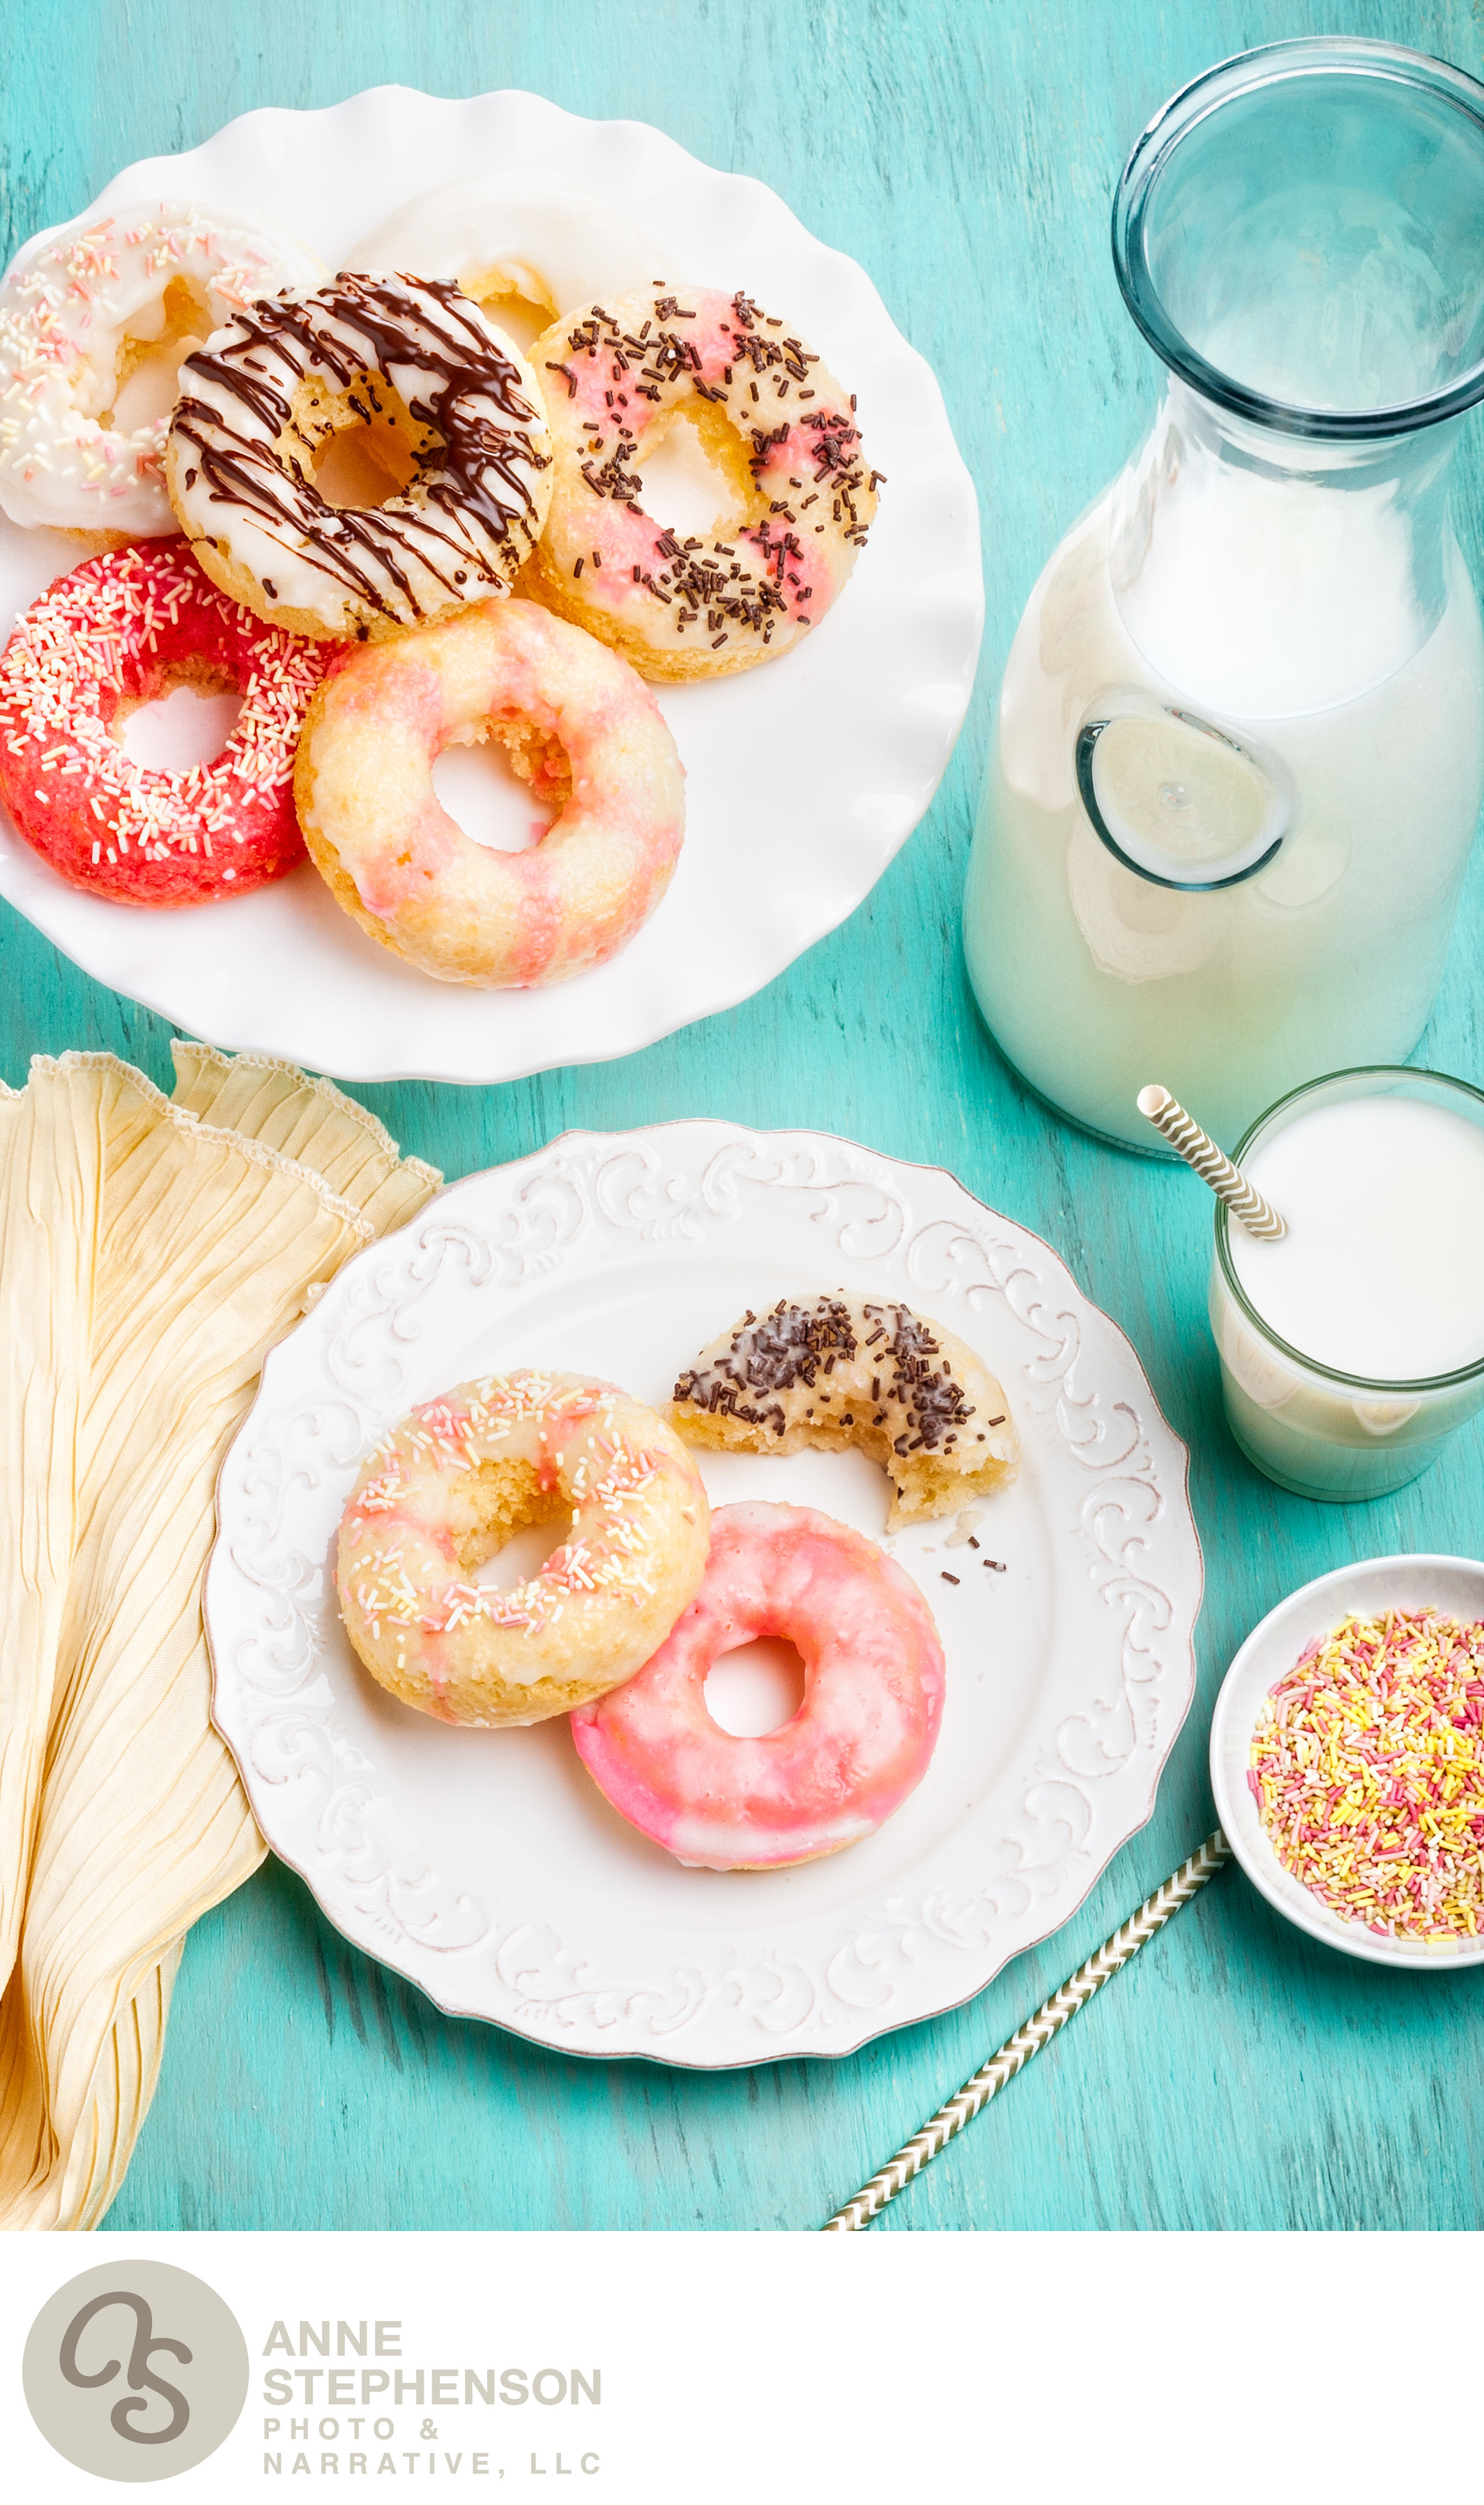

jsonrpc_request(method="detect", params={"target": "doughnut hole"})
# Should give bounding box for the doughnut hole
[103,647,243,768]
[100,277,214,432]
[432,713,572,853]
[116,670,245,770]
[303,374,427,511]
[459,264,558,354]
[443,1456,571,1583]
[627,400,762,542]
[704,1636,808,1737]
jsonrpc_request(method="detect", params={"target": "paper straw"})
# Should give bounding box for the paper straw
[1136,1084,1287,1240]
[820,1830,1232,2232]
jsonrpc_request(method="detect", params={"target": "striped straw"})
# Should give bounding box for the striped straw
[820,1830,1232,2232]
[1136,1084,1287,1240]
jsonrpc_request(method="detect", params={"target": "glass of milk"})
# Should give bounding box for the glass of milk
[1209,1067,1484,1501]
[965,39,1484,1153]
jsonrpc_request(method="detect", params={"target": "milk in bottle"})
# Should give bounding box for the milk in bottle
[965,40,1484,1150]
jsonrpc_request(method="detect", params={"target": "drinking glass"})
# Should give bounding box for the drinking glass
[1209,1067,1484,1500]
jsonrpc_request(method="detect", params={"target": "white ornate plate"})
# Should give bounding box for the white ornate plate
[207,1124,1203,2066]
[0,89,981,1083]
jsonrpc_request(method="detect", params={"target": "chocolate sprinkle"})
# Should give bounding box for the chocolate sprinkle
[673,1292,990,1458]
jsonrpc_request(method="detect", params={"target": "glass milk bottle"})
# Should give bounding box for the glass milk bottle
[965,38,1484,1153]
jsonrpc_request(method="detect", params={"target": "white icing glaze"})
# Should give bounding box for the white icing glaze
[0,200,324,533]
[346,175,668,321]
[165,276,553,639]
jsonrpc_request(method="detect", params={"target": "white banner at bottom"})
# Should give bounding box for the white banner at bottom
[1,2228,1477,2504]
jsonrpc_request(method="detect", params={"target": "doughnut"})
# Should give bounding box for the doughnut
[347,174,666,332]
[570,1500,946,1870]
[671,1293,1019,1528]
[294,597,685,986]
[523,282,881,680]
[165,273,553,642]
[0,536,330,904]
[336,1369,711,1727]
[0,201,323,536]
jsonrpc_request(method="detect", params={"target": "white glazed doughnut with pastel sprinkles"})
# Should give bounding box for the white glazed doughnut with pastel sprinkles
[571,1500,946,1869]
[336,1369,711,1727]
[347,174,666,330]
[294,597,685,987]
[524,282,881,680]
[0,201,324,535]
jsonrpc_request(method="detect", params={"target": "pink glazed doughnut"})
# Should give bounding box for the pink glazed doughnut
[294,595,684,986]
[570,1500,945,1870]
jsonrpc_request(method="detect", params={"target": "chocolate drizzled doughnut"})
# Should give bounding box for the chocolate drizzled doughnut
[669,1293,1018,1530]
[165,273,552,641]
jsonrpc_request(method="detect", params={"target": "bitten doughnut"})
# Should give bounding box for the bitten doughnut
[671,1293,1019,1528]
[571,1500,946,1870]
[348,174,666,331]
[294,597,685,986]
[337,1369,711,1727]
[525,282,880,680]
[0,537,328,903]
[0,200,323,535]
[165,273,553,641]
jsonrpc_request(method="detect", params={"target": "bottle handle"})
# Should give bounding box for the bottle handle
[1075,688,1294,892]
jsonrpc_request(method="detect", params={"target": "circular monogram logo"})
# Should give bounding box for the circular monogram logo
[24,2260,249,2482]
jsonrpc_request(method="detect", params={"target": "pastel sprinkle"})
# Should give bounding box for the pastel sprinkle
[1251,1608,1484,1943]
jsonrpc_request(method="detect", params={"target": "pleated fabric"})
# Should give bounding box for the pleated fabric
[0,1046,441,2230]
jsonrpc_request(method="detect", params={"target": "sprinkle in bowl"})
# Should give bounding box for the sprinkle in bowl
[1210,1554,1484,1970]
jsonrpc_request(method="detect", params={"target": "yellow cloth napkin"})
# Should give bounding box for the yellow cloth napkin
[0,1044,441,2231]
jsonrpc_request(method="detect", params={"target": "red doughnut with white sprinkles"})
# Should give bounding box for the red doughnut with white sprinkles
[0,537,332,904]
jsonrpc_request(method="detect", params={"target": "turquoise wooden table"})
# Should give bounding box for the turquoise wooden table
[7,0,1484,2232]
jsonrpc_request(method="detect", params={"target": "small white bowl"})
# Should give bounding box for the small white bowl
[1209,1553,1484,1970]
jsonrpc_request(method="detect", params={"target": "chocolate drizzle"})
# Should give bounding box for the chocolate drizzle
[169,274,551,632]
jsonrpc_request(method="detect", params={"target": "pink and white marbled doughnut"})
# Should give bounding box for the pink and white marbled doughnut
[294,596,685,987]
[571,1500,945,1869]
[526,283,880,681]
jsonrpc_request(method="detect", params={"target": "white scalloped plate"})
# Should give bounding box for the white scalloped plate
[206,1124,1202,2066]
[0,89,981,1083]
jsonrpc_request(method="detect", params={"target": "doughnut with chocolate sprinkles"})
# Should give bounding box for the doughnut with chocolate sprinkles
[669,1293,1018,1528]
[523,282,880,680]
[165,274,552,642]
